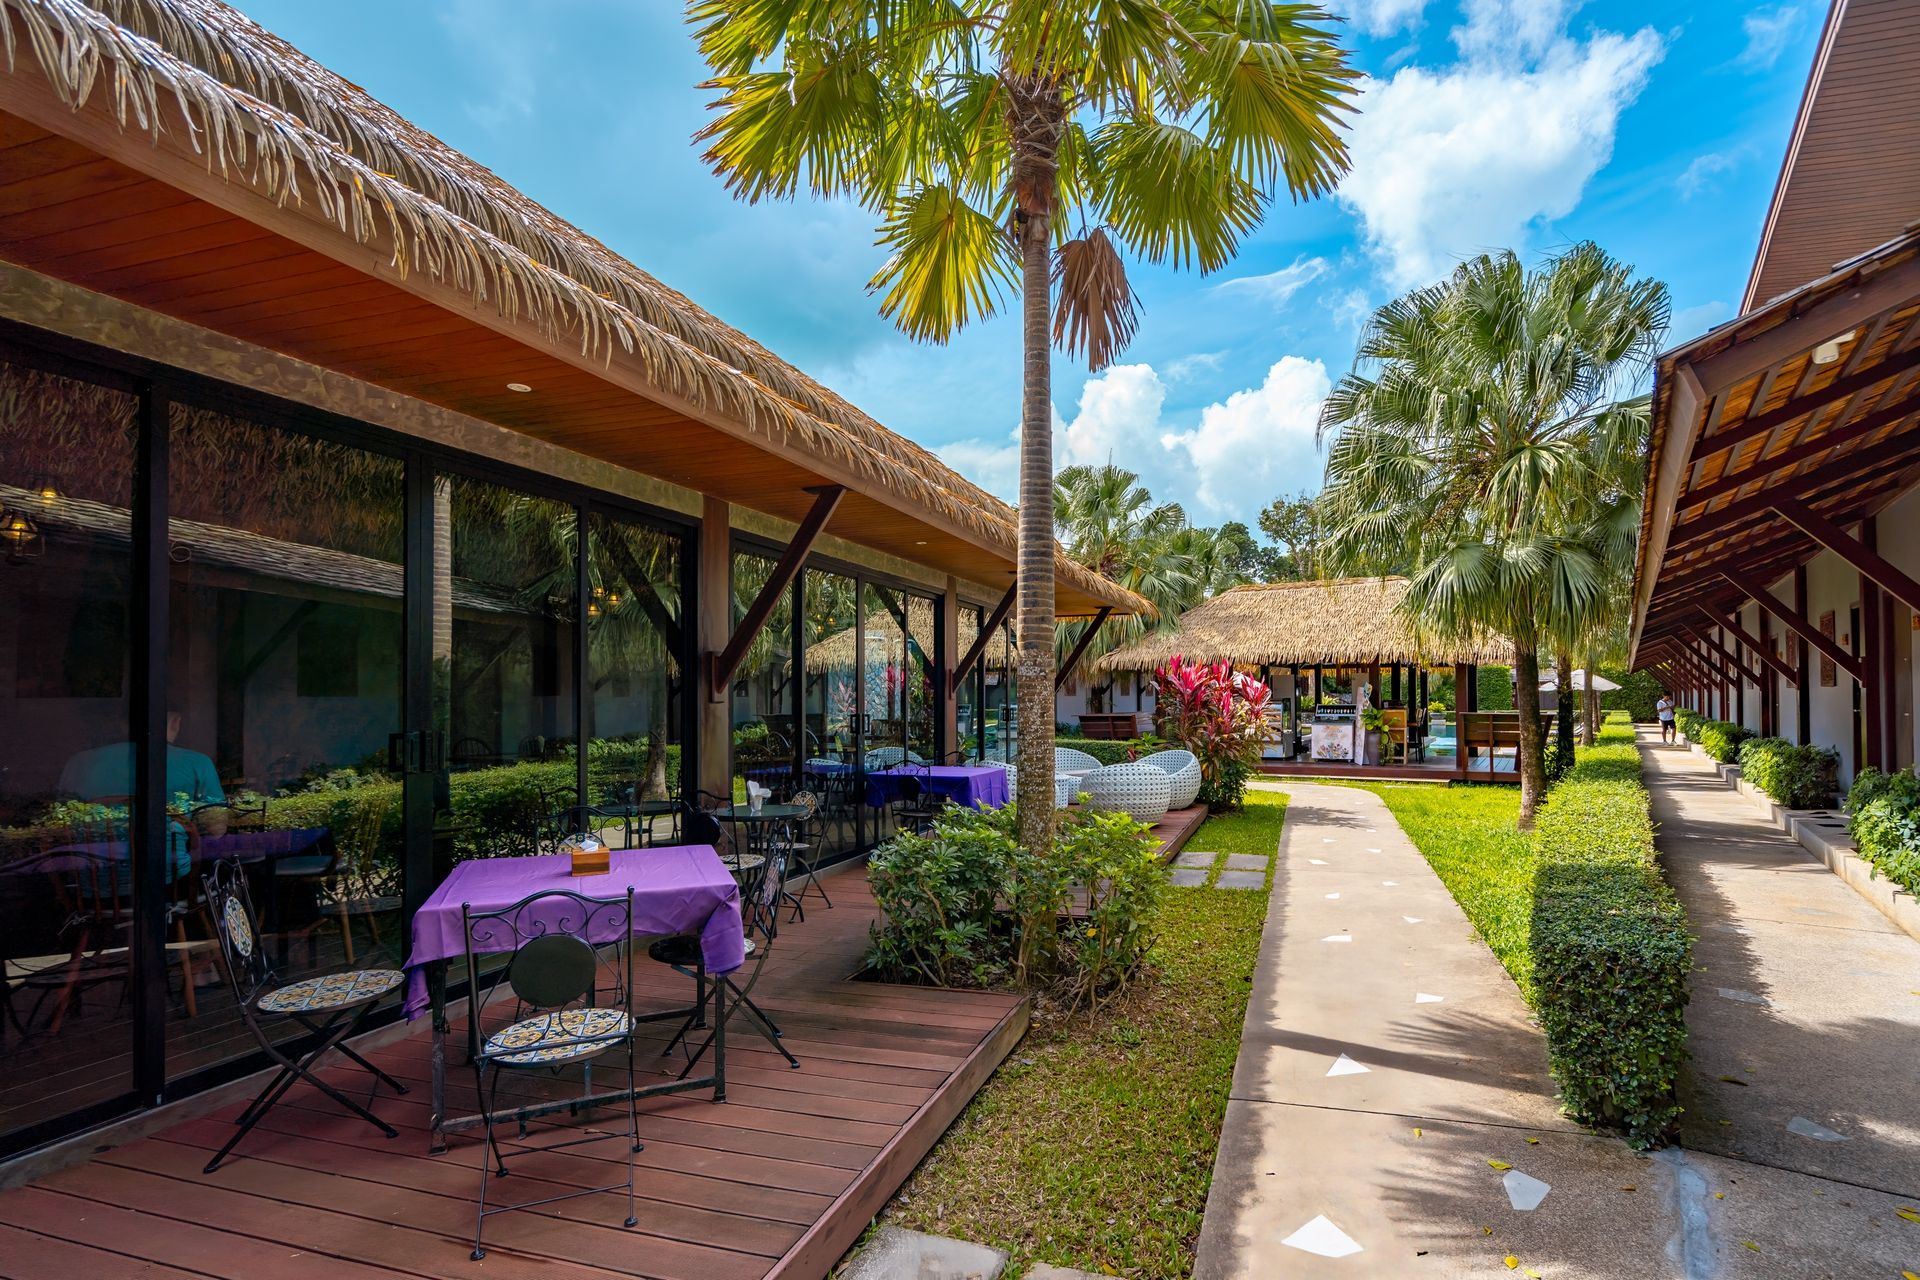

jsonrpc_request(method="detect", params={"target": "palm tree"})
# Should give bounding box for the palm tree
[688,2,1357,856]
[1317,243,1668,827]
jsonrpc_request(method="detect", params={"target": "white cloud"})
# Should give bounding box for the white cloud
[1737,6,1802,70]
[1164,350,1228,383]
[1212,256,1331,309]
[1165,358,1333,517]
[936,358,1333,523]
[1335,11,1664,289]
[1332,0,1429,38]
[1677,151,1739,201]
[1329,287,1375,332]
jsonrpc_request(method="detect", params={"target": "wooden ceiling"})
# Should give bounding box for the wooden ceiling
[1633,233,1920,660]
[0,106,1119,614]
[1745,0,1920,310]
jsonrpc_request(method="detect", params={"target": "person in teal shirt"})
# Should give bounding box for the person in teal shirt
[57,709,223,885]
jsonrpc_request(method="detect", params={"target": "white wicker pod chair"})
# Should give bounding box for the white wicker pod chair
[1053,772,1079,809]
[1139,749,1202,810]
[1082,762,1172,824]
[1055,746,1102,774]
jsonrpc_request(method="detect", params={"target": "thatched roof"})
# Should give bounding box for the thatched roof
[0,0,1145,615]
[804,597,937,672]
[1091,577,1514,671]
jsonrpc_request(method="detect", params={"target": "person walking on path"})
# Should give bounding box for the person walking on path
[1656,692,1676,742]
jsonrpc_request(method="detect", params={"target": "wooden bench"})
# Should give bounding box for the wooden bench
[1454,711,1554,780]
[1076,713,1142,740]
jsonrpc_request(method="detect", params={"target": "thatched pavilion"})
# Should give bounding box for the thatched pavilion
[1095,577,1514,767]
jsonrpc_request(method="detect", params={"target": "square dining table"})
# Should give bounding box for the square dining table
[406,843,745,1150]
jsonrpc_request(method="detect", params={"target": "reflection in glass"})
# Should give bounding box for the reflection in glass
[167,402,406,1080]
[0,360,138,1145]
[956,604,982,760]
[981,620,1018,764]
[440,477,579,861]
[800,568,860,858]
[586,512,682,847]
[729,551,793,804]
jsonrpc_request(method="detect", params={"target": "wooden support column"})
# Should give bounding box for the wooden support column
[1704,605,1799,686]
[1725,570,1863,683]
[1758,609,1775,737]
[1690,625,1764,690]
[939,576,960,760]
[1773,497,1920,614]
[1794,567,1813,745]
[1861,517,1885,771]
[695,496,733,799]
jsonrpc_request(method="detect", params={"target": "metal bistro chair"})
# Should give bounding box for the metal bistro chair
[461,887,641,1261]
[772,789,831,921]
[199,859,407,1174]
[889,774,946,836]
[672,838,795,1077]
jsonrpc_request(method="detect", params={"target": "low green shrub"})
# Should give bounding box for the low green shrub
[1674,708,1705,741]
[1736,737,1839,809]
[1694,719,1750,763]
[865,802,1161,1002]
[1604,709,1632,726]
[1530,722,1691,1148]
[1844,767,1920,898]
[1052,737,1161,766]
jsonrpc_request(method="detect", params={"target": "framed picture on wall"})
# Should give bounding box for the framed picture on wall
[1819,610,1836,687]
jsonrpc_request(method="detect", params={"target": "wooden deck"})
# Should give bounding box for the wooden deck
[1147,804,1208,861]
[0,867,1029,1280]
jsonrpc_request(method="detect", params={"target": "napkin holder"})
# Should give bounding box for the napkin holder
[561,832,610,877]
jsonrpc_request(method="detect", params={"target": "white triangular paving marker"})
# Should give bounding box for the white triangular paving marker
[1786,1116,1849,1142]
[1309,859,1329,865]
[1415,992,1445,1004]
[1716,987,1769,1006]
[1325,892,1341,900]
[1367,847,1383,853]
[1403,916,1423,924]
[1322,837,1336,843]
[1326,1053,1370,1077]
[1322,933,1352,943]
[1503,1170,1551,1211]
[1382,880,1398,886]
[1281,1215,1363,1258]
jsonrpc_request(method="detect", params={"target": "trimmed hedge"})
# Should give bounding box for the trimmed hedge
[1693,720,1751,764]
[1596,667,1664,722]
[1052,736,1162,766]
[1736,737,1839,809]
[1530,721,1691,1148]
[1845,768,1920,898]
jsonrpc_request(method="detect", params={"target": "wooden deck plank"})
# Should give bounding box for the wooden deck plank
[0,869,1030,1280]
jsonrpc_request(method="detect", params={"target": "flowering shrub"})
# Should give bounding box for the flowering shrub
[1152,656,1270,810]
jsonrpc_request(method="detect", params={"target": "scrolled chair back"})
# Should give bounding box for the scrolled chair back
[460,887,636,1061]
[202,857,272,1006]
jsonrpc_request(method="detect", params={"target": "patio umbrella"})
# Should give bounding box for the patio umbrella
[1538,668,1620,692]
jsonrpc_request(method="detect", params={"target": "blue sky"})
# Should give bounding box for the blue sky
[232,0,1820,533]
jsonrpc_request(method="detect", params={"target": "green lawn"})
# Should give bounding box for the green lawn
[885,791,1285,1279]
[1351,782,1537,999]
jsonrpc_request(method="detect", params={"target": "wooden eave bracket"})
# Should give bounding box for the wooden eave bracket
[950,582,1017,690]
[1721,569,1863,682]
[704,485,843,702]
[1055,607,1113,691]
[1772,496,1920,615]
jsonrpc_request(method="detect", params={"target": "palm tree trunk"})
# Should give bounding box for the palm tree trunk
[1554,650,1575,768]
[1581,648,1599,746]
[1514,647,1545,829]
[1013,194,1056,860]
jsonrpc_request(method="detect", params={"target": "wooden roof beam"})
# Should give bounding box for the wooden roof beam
[1692,342,1920,460]
[706,484,842,700]
[1689,625,1765,688]
[1680,405,1920,513]
[952,582,1016,686]
[1720,569,1863,682]
[1662,428,1920,554]
[1693,255,1920,396]
[1699,605,1799,686]
[1772,495,1920,614]
[1056,607,1113,691]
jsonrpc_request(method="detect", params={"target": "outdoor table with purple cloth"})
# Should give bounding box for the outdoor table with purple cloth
[403,843,745,1020]
[864,765,1010,810]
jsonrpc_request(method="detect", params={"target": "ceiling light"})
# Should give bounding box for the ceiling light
[914,540,927,545]
[506,382,533,393]
[1811,330,1856,365]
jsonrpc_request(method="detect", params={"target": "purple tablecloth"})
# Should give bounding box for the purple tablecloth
[864,765,1010,810]
[404,844,744,1019]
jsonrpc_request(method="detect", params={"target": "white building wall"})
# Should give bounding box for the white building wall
[1876,487,1919,772]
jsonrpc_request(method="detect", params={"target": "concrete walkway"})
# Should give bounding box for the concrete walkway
[1643,731,1920,1201]
[1194,778,1920,1279]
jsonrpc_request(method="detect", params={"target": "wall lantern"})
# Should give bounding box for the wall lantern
[0,504,45,563]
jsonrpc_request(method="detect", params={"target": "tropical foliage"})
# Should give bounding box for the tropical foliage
[1252,489,1330,581]
[1151,656,1270,809]
[1736,737,1839,809]
[688,1,1358,856]
[1844,767,1920,897]
[1317,242,1670,826]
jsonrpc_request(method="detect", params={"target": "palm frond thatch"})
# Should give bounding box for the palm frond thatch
[1091,577,1514,672]
[0,0,1144,614]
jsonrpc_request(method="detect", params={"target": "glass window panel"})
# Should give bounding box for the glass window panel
[728,550,792,804]
[800,567,860,859]
[439,477,580,863]
[956,605,982,761]
[165,402,406,1081]
[585,512,683,847]
[0,359,138,1146]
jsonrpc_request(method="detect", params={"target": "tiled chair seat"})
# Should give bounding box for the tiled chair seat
[255,967,404,1015]
[484,1007,633,1066]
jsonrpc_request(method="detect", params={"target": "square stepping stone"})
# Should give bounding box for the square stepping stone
[1224,853,1268,870]
[1173,851,1216,868]
[1215,869,1266,890]
[1169,867,1209,887]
